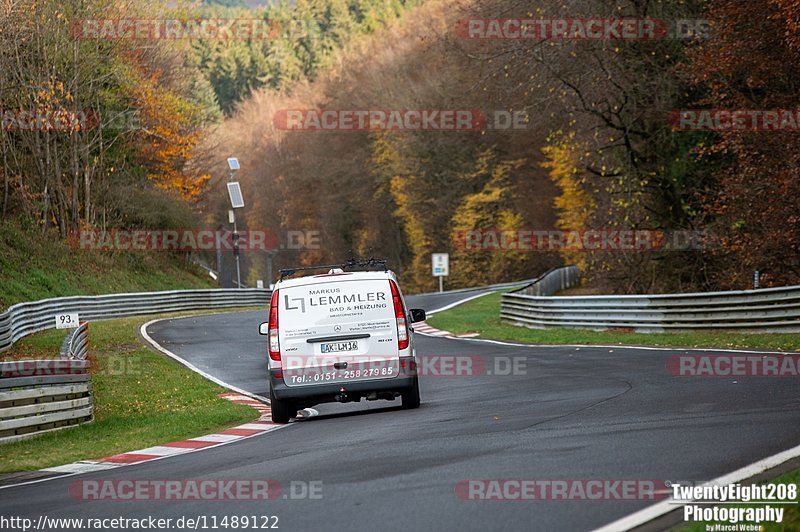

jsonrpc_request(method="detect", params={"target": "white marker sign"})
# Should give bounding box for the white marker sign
[432,253,449,277]
[55,312,79,329]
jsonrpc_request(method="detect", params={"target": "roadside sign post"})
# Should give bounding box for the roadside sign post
[227,158,244,288]
[432,253,449,293]
[55,312,79,329]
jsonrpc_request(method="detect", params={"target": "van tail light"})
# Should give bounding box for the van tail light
[268,289,281,361]
[389,280,409,350]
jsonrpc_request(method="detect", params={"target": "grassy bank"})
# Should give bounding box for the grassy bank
[426,291,800,352]
[0,312,259,473]
[0,221,215,308]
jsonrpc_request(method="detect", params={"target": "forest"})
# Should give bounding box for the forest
[2,0,798,293]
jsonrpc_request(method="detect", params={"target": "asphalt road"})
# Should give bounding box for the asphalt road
[2,288,800,531]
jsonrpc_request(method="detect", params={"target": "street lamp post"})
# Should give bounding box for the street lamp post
[227,157,245,288]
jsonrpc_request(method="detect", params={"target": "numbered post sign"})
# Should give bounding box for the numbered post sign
[432,253,449,277]
[55,312,80,329]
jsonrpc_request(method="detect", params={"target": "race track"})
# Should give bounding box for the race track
[2,288,799,531]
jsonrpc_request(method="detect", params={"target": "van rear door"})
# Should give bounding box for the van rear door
[278,278,400,387]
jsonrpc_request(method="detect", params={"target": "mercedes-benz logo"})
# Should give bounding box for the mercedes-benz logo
[334,325,341,332]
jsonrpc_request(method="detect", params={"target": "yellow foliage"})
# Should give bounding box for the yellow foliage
[541,132,594,271]
[449,154,526,286]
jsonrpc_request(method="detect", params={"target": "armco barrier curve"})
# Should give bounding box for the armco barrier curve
[60,322,89,360]
[0,288,269,442]
[501,267,800,333]
[0,288,271,353]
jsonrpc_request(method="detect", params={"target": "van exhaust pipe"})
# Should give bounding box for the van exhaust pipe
[335,387,349,403]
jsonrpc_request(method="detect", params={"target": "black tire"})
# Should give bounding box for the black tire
[401,376,421,409]
[270,388,295,423]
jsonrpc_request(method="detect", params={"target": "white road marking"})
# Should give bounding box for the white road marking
[140,318,271,403]
[41,463,120,474]
[189,433,244,443]
[425,291,494,316]
[593,441,800,531]
[236,423,278,430]
[130,446,193,456]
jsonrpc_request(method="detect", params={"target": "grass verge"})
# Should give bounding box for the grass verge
[426,291,800,352]
[0,310,260,473]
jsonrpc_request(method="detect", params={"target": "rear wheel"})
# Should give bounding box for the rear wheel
[401,376,420,409]
[270,388,296,423]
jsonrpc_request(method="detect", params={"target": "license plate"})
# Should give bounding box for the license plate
[320,341,358,354]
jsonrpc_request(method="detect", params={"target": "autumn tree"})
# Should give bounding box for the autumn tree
[541,132,594,273]
[684,0,800,288]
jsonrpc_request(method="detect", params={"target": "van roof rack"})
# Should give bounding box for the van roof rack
[279,258,388,280]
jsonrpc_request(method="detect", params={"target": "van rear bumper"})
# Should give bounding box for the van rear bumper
[269,356,417,404]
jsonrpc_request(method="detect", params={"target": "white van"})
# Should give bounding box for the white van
[259,265,426,423]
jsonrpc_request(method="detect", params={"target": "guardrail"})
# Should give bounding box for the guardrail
[0,359,92,443]
[515,266,581,296]
[501,267,800,333]
[60,322,89,360]
[0,288,270,352]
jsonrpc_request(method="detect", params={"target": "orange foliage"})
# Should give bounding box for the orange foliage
[135,69,210,201]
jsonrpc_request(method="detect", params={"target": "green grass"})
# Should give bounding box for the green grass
[0,312,260,473]
[426,291,800,352]
[0,221,216,309]
[678,468,800,531]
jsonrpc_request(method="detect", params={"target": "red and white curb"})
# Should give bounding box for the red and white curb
[39,393,280,475]
[414,321,479,339]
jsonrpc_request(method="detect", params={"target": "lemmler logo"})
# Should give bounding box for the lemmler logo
[285,295,306,313]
